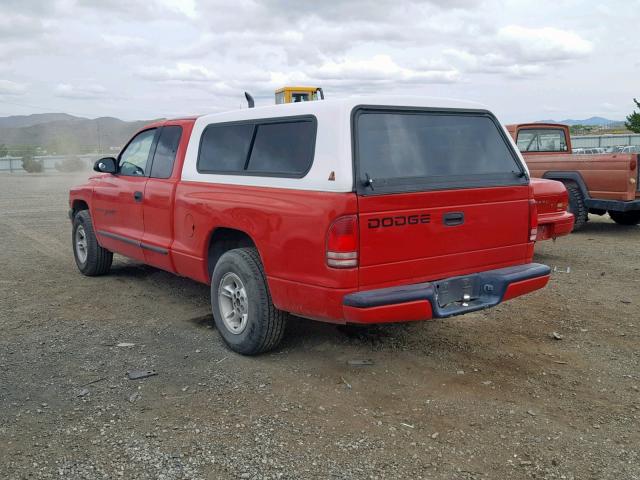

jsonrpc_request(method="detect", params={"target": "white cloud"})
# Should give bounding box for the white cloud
[55,83,107,99]
[496,25,593,63]
[160,0,197,18]
[75,0,188,18]
[503,64,543,78]
[101,34,150,50]
[444,25,592,79]
[310,55,459,85]
[0,79,27,95]
[137,63,218,82]
[0,13,45,38]
[600,102,618,112]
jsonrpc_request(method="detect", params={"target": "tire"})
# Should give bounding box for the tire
[564,182,587,231]
[609,210,640,226]
[211,247,287,355]
[72,210,113,276]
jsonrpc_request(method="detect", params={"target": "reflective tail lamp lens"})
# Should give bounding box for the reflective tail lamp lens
[326,215,358,268]
[529,199,538,242]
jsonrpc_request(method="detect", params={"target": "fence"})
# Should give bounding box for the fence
[0,154,108,173]
[572,134,640,149]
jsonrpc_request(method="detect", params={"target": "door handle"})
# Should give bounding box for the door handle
[133,191,143,202]
[443,212,464,226]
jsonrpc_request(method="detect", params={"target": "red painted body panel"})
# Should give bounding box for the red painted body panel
[141,119,195,272]
[343,300,433,324]
[530,178,574,241]
[267,277,352,322]
[171,182,359,289]
[502,275,550,301]
[536,211,574,241]
[92,175,147,261]
[357,186,533,288]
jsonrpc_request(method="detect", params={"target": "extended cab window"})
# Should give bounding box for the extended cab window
[119,129,156,176]
[516,128,568,152]
[199,123,253,172]
[150,126,182,179]
[197,117,315,177]
[247,121,314,175]
[355,109,526,194]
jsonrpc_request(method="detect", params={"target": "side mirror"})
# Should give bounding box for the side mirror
[94,157,117,174]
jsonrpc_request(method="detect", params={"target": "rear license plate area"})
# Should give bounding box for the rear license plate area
[435,275,480,307]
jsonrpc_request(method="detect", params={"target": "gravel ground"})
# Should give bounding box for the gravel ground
[0,173,638,480]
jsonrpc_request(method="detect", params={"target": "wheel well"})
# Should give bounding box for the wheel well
[541,172,589,199]
[207,228,256,280]
[72,200,89,217]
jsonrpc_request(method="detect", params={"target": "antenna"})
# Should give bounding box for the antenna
[244,92,255,108]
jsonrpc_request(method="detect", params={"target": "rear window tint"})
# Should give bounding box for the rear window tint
[355,110,525,193]
[197,117,315,177]
[198,123,254,173]
[247,121,314,175]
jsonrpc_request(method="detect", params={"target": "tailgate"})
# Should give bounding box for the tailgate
[358,186,531,287]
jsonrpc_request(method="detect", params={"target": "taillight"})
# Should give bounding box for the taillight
[528,199,538,242]
[326,215,358,268]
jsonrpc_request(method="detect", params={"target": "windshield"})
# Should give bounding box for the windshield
[354,109,526,194]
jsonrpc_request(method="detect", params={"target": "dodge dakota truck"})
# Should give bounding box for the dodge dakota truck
[70,97,551,354]
[507,123,640,229]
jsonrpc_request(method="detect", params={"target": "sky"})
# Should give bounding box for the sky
[0,0,638,123]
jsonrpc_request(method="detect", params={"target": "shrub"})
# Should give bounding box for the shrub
[22,156,44,173]
[55,156,87,172]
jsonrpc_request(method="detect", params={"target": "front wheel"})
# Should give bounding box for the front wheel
[211,248,287,355]
[609,210,640,226]
[72,210,113,276]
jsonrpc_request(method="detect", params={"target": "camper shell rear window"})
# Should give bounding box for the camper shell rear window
[353,106,528,195]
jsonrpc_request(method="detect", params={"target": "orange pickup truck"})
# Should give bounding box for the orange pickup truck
[507,123,640,229]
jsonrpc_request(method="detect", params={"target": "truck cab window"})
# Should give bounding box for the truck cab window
[119,129,156,176]
[150,126,182,179]
[517,129,567,153]
[292,92,310,102]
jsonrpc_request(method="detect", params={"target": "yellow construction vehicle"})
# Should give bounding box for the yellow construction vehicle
[275,86,324,104]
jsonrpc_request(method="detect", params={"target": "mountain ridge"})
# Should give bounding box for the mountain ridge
[0,113,160,154]
[535,116,623,126]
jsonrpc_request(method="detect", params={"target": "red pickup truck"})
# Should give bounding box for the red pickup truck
[507,123,640,229]
[70,97,551,354]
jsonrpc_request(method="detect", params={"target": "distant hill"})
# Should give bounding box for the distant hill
[0,113,159,154]
[536,116,623,127]
[0,113,83,129]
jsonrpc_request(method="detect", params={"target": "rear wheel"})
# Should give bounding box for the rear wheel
[72,210,113,276]
[564,182,587,231]
[211,247,287,355]
[609,210,640,226]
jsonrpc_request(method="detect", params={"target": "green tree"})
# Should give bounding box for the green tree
[0,144,7,157]
[625,98,640,133]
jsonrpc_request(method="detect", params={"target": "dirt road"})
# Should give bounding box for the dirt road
[1,173,638,480]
